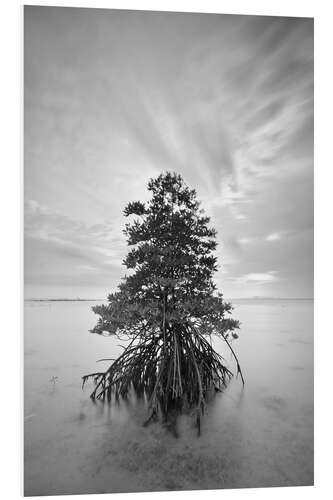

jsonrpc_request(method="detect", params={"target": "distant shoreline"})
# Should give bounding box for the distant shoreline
[24,297,314,302]
[24,298,104,302]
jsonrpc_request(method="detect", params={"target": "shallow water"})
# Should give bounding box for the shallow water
[24,299,313,496]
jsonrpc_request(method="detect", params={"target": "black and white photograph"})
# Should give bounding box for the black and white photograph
[24,5,314,496]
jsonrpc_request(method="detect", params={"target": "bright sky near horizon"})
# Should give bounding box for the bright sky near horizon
[24,6,313,299]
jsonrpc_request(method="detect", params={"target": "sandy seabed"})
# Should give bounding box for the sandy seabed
[24,299,313,496]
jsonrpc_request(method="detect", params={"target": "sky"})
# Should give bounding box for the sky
[24,6,313,299]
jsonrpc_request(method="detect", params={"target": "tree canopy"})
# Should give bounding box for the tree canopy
[91,172,239,338]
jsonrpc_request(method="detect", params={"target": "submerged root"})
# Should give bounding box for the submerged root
[82,324,242,435]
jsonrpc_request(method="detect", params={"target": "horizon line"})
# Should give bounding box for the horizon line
[24,296,314,302]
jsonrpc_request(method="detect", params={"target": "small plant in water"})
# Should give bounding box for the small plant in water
[83,172,243,435]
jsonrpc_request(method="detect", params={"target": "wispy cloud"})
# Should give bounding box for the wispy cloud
[233,271,279,285]
[25,199,126,289]
[265,232,283,242]
[239,237,256,245]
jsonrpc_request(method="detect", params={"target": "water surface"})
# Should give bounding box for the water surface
[24,299,313,495]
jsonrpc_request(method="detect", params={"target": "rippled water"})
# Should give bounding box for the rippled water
[24,299,313,496]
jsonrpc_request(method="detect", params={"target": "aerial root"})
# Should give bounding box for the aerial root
[83,324,241,435]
